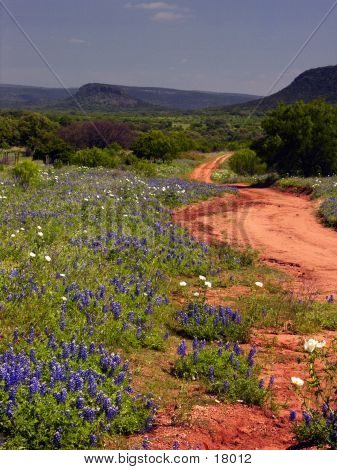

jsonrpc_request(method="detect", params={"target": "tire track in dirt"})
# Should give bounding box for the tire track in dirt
[176,154,337,296]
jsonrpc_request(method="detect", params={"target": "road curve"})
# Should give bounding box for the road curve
[174,154,337,296]
[189,153,231,183]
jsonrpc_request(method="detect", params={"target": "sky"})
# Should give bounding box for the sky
[0,0,336,95]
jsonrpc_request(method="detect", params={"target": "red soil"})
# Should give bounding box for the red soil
[128,330,335,450]
[177,153,337,297]
[127,155,337,450]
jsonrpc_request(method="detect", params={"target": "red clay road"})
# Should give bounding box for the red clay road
[175,154,337,296]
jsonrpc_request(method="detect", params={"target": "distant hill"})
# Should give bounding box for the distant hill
[225,65,337,113]
[0,84,75,109]
[116,85,259,110]
[0,82,260,111]
[56,83,154,112]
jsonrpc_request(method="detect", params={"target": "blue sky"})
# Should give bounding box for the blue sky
[0,0,336,94]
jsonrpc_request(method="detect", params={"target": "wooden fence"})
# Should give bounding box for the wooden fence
[0,148,27,165]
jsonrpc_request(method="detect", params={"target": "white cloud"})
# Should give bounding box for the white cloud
[125,2,176,10]
[151,11,184,21]
[126,2,191,22]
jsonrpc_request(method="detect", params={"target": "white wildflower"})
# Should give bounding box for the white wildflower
[304,339,318,353]
[291,377,304,387]
[304,338,326,352]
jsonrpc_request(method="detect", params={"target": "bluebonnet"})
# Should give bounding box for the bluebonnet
[289,410,297,422]
[177,340,186,357]
[54,388,67,404]
[89,434,97,447]
[141,436,150,450]
[83,407,95,423]
[302,411,313,426]
[53,431,61,447]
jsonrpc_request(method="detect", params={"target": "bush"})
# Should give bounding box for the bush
[53,159,63,169]
[0,329,156,449]
[172,340,272,405]
[174,303,250,342]
[69,147,123,168]
[130,160,157,177]
[228,149,267,176]
[11,160,40,187]
[226,141,251,151]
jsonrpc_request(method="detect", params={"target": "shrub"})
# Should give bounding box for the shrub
[11,160,40,187]
[53,159,64,169]
[130,160,157,177]
[0,329,156,449]
[228,149,267,176]
[174,303,250,343]
[226,141,251,151]
[172,339,272,405]
[69,147,123,168]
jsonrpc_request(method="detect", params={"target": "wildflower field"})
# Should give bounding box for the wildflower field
[0,166,249,449]
[2,163,337,450]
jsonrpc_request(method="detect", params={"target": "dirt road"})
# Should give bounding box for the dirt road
[189,153,231,183]
[175,154,337,295]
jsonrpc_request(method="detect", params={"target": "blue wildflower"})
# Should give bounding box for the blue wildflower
[289,410,297,422]
[177,340,186,357]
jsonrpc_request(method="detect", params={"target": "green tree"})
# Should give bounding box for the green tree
[32,132,73,163]
[253,100,337,176]
[131,130,178,162]
[18,113,59,153]
[0,116,20,147]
